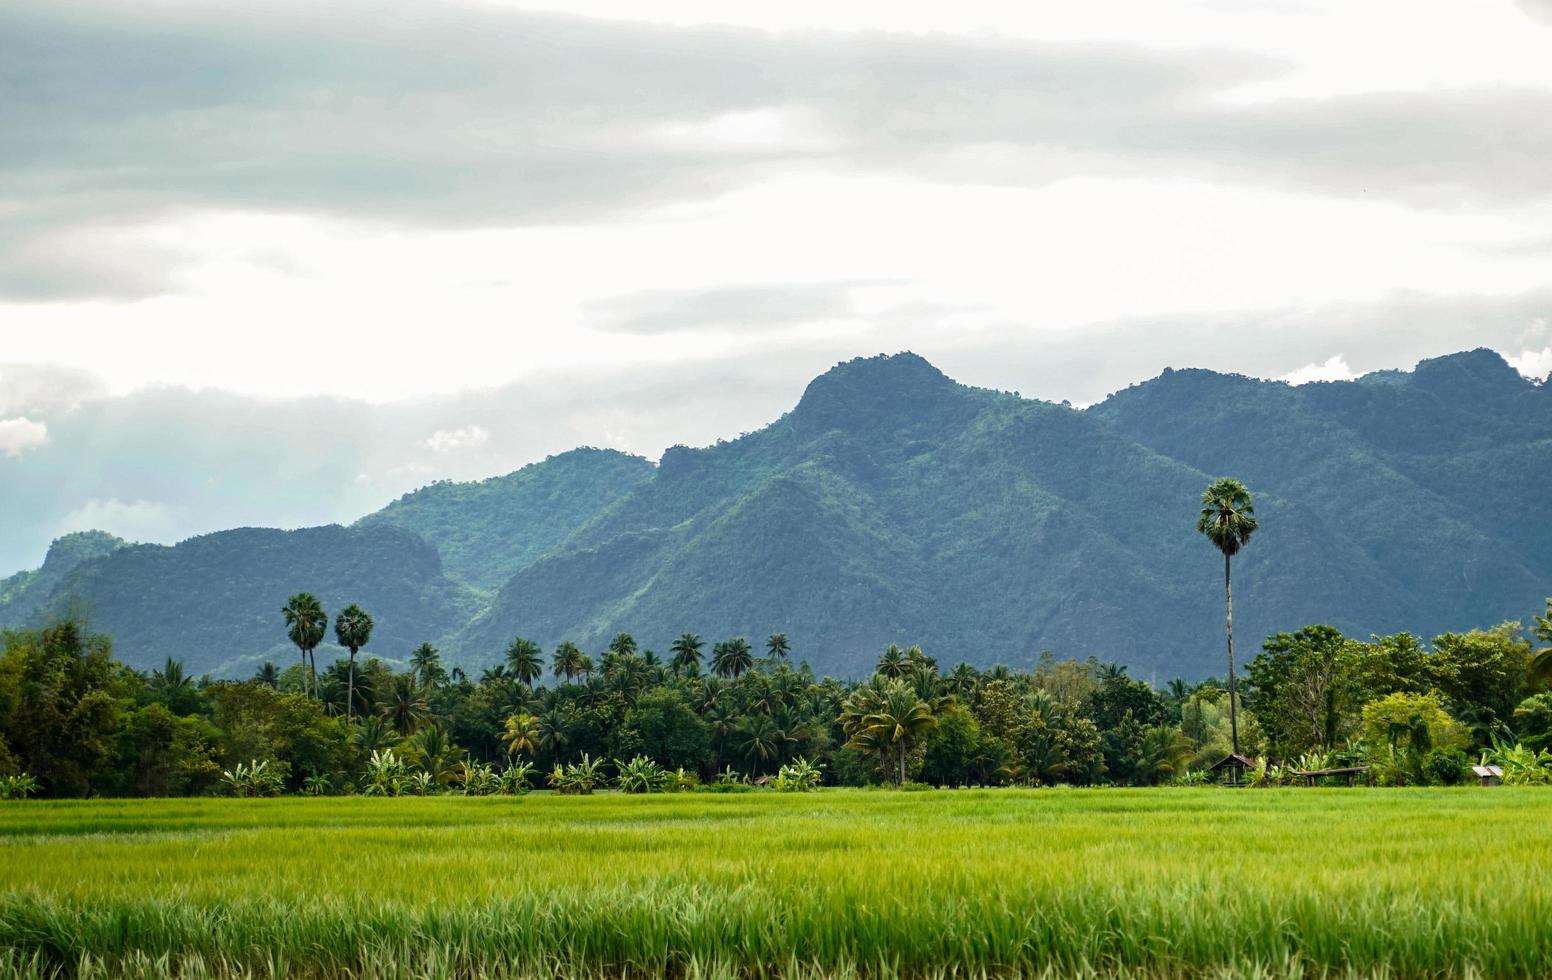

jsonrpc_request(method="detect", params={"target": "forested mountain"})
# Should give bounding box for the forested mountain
[3,350,1546,678]
[357,448,655,588]
[0,531,128,623]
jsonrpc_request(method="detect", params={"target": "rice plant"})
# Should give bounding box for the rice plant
[3,788,1550,979]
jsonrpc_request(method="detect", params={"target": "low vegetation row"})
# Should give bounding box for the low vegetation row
[3,597,1549,799]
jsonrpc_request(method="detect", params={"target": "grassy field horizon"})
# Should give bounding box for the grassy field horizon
[2,788,1548,979]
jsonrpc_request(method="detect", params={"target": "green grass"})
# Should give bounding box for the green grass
[1,788,1548,979]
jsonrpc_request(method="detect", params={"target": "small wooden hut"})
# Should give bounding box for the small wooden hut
[1209,753,1257,785]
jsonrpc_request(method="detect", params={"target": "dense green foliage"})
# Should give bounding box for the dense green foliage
[4,595,1548,798]
[5,790,1552,979]
[2,350,1547,679]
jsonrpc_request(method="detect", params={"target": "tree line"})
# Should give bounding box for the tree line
[3,477,1550,798]
[2,600,1549,798]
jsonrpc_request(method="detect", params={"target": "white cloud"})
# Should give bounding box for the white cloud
[1508,347,1552,381]
[54,498,177,541]
[1279,354,1358,386]
[0,417,48,456]
[421,426,491,454]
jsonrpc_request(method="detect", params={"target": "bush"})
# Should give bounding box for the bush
[772,757,823,792]
[1423,748,1468,786]
[0,773,39,800]
[615,755,669,793]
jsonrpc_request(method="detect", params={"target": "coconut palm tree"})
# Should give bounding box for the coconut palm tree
[505,637,544,687]
[670,633,704,676]
[333,603,374,722]
[253,662,280,689]
[409,643,446,689]
[1528,598,1552,690]
[766,633,790,660]
[1197,477,1258,757]
[711,638,754,679]
[503,712,541,758]
[382,673,429,737]
[352,715,396,754]
[282,592,327,696]
[608,632,637,657]
[840,676,938,784]
[876,644,908,678]
[552,641,586,683]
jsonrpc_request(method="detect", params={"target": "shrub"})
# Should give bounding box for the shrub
[615,755,669,794]
[1423,748,1468,786]
[772,757,823,792]
[0,773,39,800]
[548,755,604,794]
[219,759,286,798]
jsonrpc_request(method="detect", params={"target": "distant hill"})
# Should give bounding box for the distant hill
[0,530,130,623]
[357,448,655,589]
[3,349,1547,678]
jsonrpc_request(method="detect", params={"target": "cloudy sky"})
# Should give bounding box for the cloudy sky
[2,0,1551,575]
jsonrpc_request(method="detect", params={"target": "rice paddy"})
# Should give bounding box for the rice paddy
[1,788,1549,979]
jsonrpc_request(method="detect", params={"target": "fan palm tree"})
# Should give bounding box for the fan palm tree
[333,603,374,722]
[766,633,790,660]
[282,592,327,696]
[670,633,704,676]
[1197,477,1258,757]
[409,642,446,688]
[1528,598,1552,690]
[552,641,586,683]
[505,637,544,687]
[503,712,541,758]
[711,638,754,679]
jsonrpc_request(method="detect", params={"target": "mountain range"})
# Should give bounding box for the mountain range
[3,348,1547,680]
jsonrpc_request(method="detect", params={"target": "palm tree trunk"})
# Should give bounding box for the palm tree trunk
[347,649,357,722]
[898,743,907,785]
[1225,552,1240,759]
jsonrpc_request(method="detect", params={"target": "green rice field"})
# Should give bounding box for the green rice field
[1,788,1549,979]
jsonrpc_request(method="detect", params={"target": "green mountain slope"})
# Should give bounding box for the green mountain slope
[0,530,130,624]
[31,524,481,676]
[457,352,1483,678]
[6,349,1546,679]
[357,448,654,588]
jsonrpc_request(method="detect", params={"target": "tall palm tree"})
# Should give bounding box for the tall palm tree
[282,593,327,696]
[1197,477,1258,757]
[503,712,541,758]
[333,603,374,722]
[1528,598,1552,690]
[711,638,754,679]
[670,633,704,676]
[766,633,790,660]
[505,637,544,687]
[409,643,446,688]
[552,641,586,683]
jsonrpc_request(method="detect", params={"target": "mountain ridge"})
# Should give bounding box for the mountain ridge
[3,349,1546,679]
